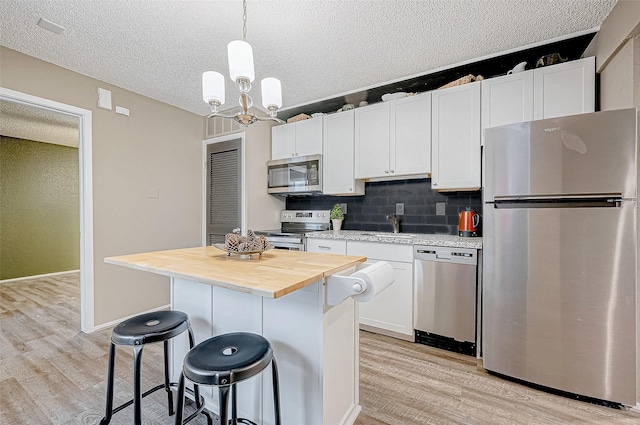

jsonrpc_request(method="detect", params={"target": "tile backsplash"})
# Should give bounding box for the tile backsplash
[286,178,483,235]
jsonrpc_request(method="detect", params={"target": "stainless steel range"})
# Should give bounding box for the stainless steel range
[256,210,330,251]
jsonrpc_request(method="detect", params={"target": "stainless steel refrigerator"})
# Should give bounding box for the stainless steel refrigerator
[483,108,638,406]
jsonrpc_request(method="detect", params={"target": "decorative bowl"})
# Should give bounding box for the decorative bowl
[213,243,273,259]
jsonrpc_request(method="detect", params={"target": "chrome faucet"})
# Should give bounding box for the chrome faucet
[385,214,400,233]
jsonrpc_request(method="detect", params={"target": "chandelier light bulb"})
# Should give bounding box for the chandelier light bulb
[228,40,255,82]
[202,71,225,106]
[261,77,282,109]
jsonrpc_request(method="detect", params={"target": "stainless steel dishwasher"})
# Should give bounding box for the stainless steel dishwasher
[414,245,478,356]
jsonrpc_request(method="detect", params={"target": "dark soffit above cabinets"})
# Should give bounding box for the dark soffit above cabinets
[279,32,596,121]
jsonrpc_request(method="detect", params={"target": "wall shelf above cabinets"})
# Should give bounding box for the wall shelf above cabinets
[354,92,432,181]
[271,117,323,160]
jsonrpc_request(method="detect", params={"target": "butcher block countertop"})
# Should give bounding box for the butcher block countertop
[105,246,366,299]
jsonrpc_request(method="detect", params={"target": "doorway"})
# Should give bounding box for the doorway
[0,87,95,332]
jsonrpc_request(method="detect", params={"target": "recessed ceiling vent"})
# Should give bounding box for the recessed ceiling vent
[37,18,65,35]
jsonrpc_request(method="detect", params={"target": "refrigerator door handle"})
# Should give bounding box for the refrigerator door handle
[493,193,622,202]
[493,194,623,209]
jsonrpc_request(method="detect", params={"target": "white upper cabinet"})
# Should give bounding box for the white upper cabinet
[322,110,365,196]
[354,101,390,179]
[355,92,431,180]
[431,81,481,191]
[392,93,432,176]
[481,70,534,146]
[271,123,296,160]
[481,57,595,147]
[533,56,595,120]
[271,117,323,160]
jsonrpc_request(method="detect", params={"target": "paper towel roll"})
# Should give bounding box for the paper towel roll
[351,261,395,303]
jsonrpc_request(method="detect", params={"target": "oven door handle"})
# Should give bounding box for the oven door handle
[267,236,304,244]
[271,242,304,250]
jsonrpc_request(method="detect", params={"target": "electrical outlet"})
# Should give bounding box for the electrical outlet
[436,202,446,215]
[339,203,348,214]
[396,203,404,215]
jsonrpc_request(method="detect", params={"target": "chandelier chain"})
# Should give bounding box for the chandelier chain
[242,0,247,41]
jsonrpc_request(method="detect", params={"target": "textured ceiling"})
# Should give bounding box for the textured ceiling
[0,0,617,117]
[0,100,79,147]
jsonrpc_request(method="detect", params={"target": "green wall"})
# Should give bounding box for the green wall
[0,136,79,279]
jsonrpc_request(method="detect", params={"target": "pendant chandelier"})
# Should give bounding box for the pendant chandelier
[202,0,283,126]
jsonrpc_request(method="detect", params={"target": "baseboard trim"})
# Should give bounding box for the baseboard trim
[92,304,172,332]
[0,269,80,284]
[359,324,415,342]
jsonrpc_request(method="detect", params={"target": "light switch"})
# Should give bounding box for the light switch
[339,203,348,214]
[115,106,130,116]
[147,187,159,199]
[396,203,404,215]
[436,202,446,215]
[97,88,112,110]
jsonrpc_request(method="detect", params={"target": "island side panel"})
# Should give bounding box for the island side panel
[323,297,360,425]
[211,285,263,420]
[171,277,264,418]
[262,282,324,425]
[171,277,215,401]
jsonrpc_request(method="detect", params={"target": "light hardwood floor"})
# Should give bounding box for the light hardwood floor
[1,273,639,424]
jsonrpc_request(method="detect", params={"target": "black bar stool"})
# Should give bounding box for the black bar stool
[99,310,212,425]
[174,332,281,425]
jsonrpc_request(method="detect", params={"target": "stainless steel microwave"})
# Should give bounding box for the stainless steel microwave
[267,154,322,195]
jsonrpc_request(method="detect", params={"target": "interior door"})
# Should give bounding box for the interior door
[206,138,241,245]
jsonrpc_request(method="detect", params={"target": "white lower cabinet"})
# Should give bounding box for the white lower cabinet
[306,238,347,254]
[346,241,414,341]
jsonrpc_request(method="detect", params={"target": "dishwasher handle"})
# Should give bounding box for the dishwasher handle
[435,253,453,261]
[414,246,477,265]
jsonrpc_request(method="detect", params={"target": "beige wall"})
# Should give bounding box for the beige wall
[585,0,640,406]
[584,0,640,72]
[599,39,634,110]
[0,47,204,327]
[244,120,286,231]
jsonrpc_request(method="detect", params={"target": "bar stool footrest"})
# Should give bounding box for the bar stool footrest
[104,382,168,418]
[181,391,212,425]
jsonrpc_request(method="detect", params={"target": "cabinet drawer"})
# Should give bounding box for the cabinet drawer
[347,241,412,263]
[306,238,347,254]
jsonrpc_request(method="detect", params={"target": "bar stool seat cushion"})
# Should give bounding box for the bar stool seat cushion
[112,310,191,346]
[183,332,273,386]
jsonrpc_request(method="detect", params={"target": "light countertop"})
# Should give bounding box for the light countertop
[105,246,366,298]
[305,230,483,249]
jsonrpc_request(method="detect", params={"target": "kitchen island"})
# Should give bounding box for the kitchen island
[105,246,367,425]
